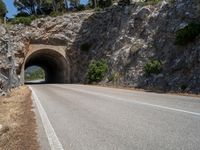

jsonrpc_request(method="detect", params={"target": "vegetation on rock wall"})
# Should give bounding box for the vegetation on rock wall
[180,83,188,91]
[80,42,92,52]
[144,59,162,75]
[175,23,200,45]
[11,16,36,25]
[87,59,108,83]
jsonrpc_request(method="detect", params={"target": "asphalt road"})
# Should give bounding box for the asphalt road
[30,84,200,150]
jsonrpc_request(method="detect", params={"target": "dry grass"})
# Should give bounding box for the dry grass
[0,86,39,150]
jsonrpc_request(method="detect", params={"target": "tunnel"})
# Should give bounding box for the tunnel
[24,49,70,83]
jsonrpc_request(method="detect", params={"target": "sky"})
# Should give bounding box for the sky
[3,0,88,18]
[3,0,17,18]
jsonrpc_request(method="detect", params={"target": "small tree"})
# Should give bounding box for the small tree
[0,0,7,22]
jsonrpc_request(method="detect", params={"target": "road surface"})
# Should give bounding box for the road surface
[25,79,45,84]
[30,84,200,150]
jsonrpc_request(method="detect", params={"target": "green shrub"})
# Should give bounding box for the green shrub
[50,11,62,17]
[11,16,36,25]
[180,84,187,91]
[76,4,85,11]
[175,23,200,45]
[15,12,30,17]
[13,17,32,25]
[87,59,108,83]
[99,0,112,8]
[80,42,92,52]
[144,59,162,75]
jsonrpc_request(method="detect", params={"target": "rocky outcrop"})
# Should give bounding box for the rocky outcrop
[0,27,20,95]
[1,0,200,94]
[0,23,29,95]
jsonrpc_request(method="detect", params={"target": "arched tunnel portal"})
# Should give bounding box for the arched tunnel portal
[21,44,70,84]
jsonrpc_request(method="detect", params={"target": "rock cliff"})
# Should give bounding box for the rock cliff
[0,0,200,95]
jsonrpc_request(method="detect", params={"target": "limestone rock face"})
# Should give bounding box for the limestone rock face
[0,25,26,95]
[1,0,200,94]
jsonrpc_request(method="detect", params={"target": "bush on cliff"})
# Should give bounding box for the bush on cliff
[175,22,200,45]
[144,59,162,75]
[76,4,86,11]
[80,42,92,52]
[11,16,36,25]
[87,59,108,83]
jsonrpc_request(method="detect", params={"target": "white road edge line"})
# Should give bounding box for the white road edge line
[29,86,64,150]
[63,86,200,117]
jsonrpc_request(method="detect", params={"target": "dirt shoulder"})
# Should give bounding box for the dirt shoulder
[0,86,39,150]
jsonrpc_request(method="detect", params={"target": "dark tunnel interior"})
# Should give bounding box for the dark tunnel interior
[25,49,69,83]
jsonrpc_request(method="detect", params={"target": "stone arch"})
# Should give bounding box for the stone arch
[21,44,70,84]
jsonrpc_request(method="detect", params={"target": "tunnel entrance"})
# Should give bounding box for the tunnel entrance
[23,49,70,84]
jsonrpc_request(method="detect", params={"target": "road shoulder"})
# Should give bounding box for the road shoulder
[0,86,39,150]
